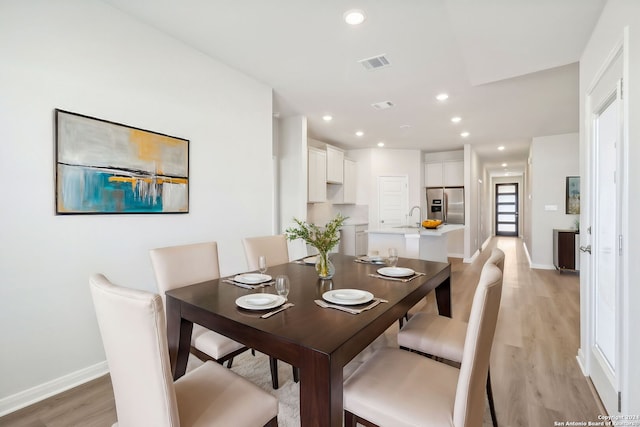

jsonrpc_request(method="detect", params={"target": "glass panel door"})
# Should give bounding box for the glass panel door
[496,183,518,236]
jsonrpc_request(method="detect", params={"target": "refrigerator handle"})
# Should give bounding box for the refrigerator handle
[443,192,448,223]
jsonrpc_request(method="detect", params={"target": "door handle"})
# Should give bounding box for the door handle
[580,245,591,254]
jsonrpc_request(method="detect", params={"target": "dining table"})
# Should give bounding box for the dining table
[165,253,451,427]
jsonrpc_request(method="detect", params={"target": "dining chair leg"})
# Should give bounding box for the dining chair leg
[269,357,279,389]
[487,369,498,427]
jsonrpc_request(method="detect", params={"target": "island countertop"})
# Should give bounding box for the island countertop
[367,224,465,236]
[367,224,465,262]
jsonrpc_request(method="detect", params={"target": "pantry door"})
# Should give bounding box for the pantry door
[586,44,624,416]
[377,176,408,227]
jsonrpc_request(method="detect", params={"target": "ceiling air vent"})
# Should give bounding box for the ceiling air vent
[358,54,391,71]
[371,101,394,110]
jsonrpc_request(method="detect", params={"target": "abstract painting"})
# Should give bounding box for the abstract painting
[55,109,189,214]
[566,176,580,215]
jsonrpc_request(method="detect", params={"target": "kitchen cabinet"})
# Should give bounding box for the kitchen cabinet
[308,147,327,203]
[424,160,464,187]
[424,162,444,187]
[331,158,357,204]
[339,224,368,256]
[553,229,580,272]
[326,145,344,184]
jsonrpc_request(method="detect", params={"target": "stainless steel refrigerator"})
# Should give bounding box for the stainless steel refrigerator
[426,187,465,224]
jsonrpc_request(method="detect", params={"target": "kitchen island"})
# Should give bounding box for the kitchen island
[367,224,465,262]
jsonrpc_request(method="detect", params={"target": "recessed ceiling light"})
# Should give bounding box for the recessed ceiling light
[400,124,412,129]
[460,131,470,138]
[344,9,366,25]
[451,116,461,123]
[501,163,507,167]
[355,131,364,137]
[377,142,385,147]
[498,145,505,151]
[436,93,449,101]
[322,115,333,121]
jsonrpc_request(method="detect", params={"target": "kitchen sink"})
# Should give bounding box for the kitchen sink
[392,225,421,229]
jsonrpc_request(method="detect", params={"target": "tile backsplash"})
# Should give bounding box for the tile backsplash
[307,203,368,226]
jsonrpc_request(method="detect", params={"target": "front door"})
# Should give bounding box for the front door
[495,183,518,236]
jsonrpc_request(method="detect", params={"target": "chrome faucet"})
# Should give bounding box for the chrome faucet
[408,205,422,227]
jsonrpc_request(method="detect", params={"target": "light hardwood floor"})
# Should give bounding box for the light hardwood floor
[0,236,601,426]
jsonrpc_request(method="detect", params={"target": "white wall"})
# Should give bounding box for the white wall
[579,0,640,414]
[528,133,579,268]
[277,116,308,259]
[0,0,274,411]
[353,149,422,227]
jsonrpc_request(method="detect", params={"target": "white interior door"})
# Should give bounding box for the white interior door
[588,49,623,415]
[377,176,408,227]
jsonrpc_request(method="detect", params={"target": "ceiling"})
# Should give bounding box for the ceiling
[101,0,605,176]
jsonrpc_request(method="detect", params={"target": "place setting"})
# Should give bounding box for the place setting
[293,255,318,265]
[354,252,386,265]
[223,273,274,289]
[223,255,275,289]
[314,288,388,314]
[235,275,295,318]
[367,248,426,282]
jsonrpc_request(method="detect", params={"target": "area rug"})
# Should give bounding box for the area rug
[189,323,493,426]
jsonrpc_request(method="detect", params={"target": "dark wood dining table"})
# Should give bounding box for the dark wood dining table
[165,254,451,427]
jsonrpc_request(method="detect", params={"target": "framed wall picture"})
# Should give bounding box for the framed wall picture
[566,176,580,214]
[55,109,189,214]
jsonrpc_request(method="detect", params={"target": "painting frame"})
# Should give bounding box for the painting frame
[55,109,189,215]
[566,176,580,215]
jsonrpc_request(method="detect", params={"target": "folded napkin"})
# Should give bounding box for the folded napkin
[367,272,426,283]
[314,298,387,314]
[222,279,274,289]
[354,258,386,265]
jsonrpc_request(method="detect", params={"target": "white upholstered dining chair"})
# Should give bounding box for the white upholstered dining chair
[149,242,248,367]
[242,234,299,388]
[343,262,503,427]
[396,247,505,427]
[242,234,290,270]
[89,274,278,427]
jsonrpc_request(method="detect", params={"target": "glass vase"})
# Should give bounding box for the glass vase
[315,250,335,279]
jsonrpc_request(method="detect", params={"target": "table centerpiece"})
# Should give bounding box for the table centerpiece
[285,213,348,279]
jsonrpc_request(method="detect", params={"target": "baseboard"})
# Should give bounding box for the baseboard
[530,263,557,270]
[0,361,109,417]
[480,236,492,251]
[463,249,479,264]
[523,241,533,267]
[576,348,587,376]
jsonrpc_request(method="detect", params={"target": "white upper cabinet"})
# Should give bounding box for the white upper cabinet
[332,158,357,204]
[424,160,464,187]
[326,145,344,184]
[443,160,464,186]
[308,147,327,202]
[424,162,444,187]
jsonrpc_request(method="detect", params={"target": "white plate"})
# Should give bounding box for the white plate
[358,255,384,263]
[303,256,317,265]
[323,289,374,306]
[233,273,272,284]
[236,294,286,310]
[377,267,415,278]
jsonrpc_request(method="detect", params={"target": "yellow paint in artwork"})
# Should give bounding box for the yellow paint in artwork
[109,176,138,190]
[108,176,188,186]
[129,129,185,173]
